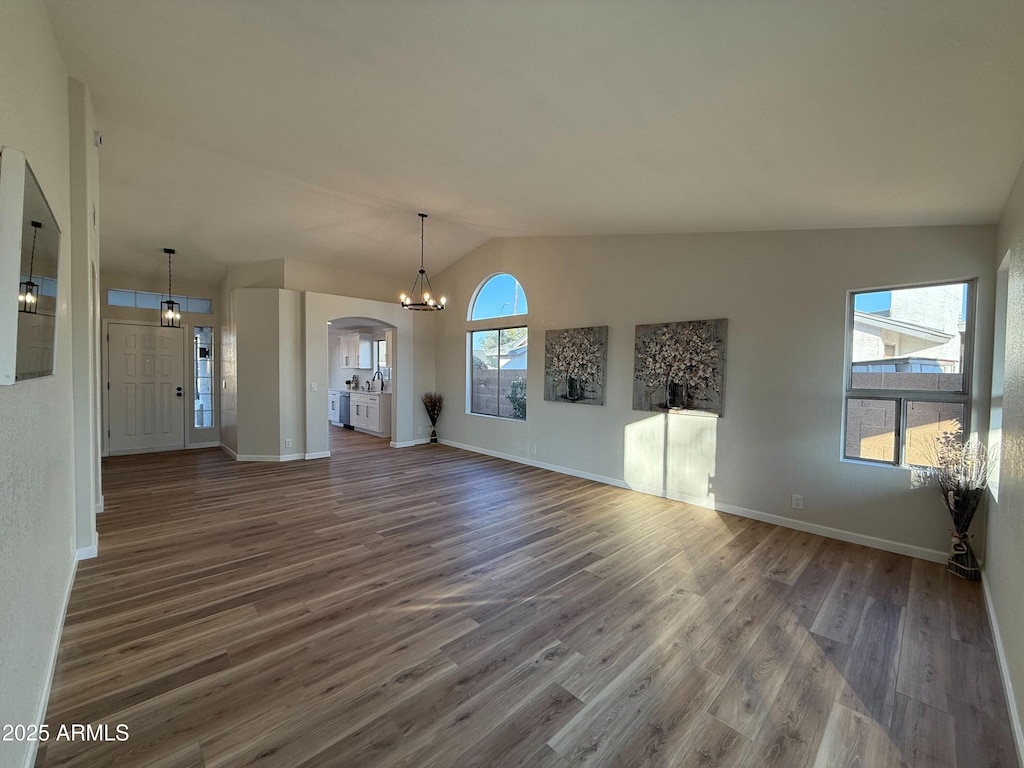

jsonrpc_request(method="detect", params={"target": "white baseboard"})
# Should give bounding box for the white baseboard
[94,495,104,515]
[439,439,629,488]
[220,444,306,463]
[24,557,78,768]
[438,439,947,564]
[304,451,331,460]
[981,573,1024,766]
[187,441,221,450]
[390,438,432,448]
[76,529,98,561]
[234,453,305,462]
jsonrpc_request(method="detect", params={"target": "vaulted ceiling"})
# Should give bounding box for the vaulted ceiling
[45,0,1024,285]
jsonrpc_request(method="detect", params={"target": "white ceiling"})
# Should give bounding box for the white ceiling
[45,0,1024,285]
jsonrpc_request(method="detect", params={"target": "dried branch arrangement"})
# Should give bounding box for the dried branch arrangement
[933,429,992,580]
[422,392,443,443]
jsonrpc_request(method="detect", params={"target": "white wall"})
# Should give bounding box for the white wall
[278,289,305,457]
[67,77,101,552]
[0,4,78,768]
[990,160,1024,757]
[284,259,399,303]
[219,260,286,453]
[434,226,995,560]
[233,288,282,459]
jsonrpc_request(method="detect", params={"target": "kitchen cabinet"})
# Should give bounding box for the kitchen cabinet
[328,389,351,426]
[328,390,341,425]
[341,333,372,370]
[350,392,391,438]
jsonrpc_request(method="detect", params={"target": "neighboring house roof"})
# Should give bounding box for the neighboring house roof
[853,311,955,345]
[502,345,529,370]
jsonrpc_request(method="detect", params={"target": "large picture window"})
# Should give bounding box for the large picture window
[843,280,974,466]
[468,274,529,420]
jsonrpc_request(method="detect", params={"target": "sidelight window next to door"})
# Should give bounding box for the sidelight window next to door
[194,327,214,429]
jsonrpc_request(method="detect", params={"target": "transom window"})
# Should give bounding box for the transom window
[843,280,974,467]
[468,274,528,420]
[470,273,528,320]
[107,288,212,314]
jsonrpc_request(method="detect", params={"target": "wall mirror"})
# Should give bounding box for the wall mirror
[0,147,61,384]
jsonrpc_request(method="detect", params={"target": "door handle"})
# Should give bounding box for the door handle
[176,386,183,398]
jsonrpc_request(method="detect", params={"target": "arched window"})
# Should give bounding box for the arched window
[468,274,528,420]
[470,273,529,321]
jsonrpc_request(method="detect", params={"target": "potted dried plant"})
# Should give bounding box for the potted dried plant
[422,392,443,443]
[933,429,991,581]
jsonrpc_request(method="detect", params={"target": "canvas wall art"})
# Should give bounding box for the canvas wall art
[632,319,727,415]
[544,326,608,406]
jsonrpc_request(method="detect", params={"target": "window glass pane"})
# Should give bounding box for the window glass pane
[135,291,162,309]
[844,398,898,463]
[470,327,527,419]
[471,274,529,320]
[193,326,214,429]
[904,401,965,468]
[107,289,136,307]
[471,330,499,416]
[195,395,214,429]
[38,277,58,298]
[499,328,527,420]
[851,282,967,392]
[187,297,212,314]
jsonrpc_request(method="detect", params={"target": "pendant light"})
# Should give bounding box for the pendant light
[400,213,446,311]
[161,248,181,328]
[18,221,42,314]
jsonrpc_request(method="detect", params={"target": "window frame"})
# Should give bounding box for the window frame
[193,325,216,430]
[467,273,529,322]
[467,324,529,420]
[842,278,976,467]
[107,288,213,314]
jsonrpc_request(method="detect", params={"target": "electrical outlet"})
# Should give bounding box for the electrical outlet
[310,382,318,392]
[531,444,537,455]
[417,426,423,434]
[791,494,804,511]
[285,439,293,449]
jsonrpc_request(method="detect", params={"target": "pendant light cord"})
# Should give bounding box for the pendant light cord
[28,225,38,281]
[420,212,427,271]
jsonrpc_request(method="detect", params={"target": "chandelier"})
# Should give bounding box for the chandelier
[400,213,446,311]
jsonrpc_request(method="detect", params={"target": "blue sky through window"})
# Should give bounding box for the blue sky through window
[471,273,528,321]
[854,291,891,313]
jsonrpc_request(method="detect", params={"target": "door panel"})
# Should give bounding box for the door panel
[108,323,185,454]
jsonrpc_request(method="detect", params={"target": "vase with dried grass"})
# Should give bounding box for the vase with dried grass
[422,392,443,444]
[932,428,991,581]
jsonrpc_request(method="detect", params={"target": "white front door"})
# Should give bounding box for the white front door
[107,323,185,454]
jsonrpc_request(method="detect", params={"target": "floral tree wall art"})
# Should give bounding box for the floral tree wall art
[633,319,727,415]
[544,326,608,406]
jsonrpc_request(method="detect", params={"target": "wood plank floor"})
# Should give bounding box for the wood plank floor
[36,428,1020,768]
